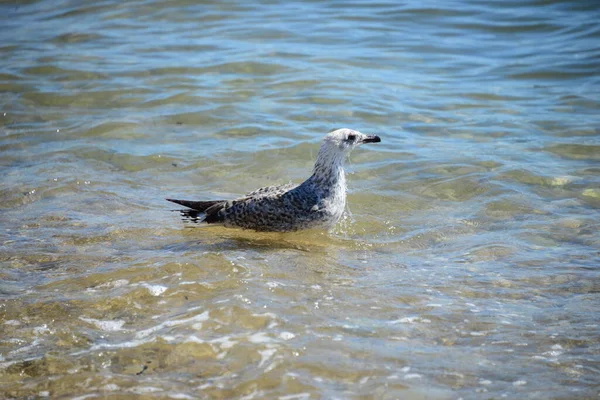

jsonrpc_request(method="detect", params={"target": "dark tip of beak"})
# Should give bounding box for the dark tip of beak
[362,135,381,144]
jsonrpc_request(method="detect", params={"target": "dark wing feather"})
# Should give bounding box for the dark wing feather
[166,198,226,212]
[203,201,228,224]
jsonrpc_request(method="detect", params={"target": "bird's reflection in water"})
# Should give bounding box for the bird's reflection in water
[178,209,202,223]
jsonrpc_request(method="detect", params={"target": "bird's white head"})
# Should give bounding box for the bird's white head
[312,128,381,175]
[322,128,381,154]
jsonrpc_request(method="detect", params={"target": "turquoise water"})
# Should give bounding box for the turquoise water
[1,0,599,398]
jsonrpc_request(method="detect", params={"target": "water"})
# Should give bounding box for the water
[1,0,599,398]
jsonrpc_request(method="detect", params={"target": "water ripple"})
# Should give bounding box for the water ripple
[1,0,599,398]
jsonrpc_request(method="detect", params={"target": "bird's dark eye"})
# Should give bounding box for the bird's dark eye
[347,134,356,142]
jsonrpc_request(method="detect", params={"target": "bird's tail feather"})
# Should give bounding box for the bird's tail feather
[166,198,225,212]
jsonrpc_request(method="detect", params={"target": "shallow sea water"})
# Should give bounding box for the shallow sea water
[1,0,600,398]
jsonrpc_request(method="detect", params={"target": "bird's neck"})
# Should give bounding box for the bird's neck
[310,146,347,197]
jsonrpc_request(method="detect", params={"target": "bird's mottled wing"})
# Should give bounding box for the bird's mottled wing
[244,183,297,197]
[202,183,297,225]
[211,184,324,231]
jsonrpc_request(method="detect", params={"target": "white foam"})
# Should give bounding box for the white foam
[252,312,278,319]
[33,324,51,335]
[257,348,277,368]
[71,395,99,400]
[135,311,209,339]
[279,332,295,340]
[279,394,311,400]
[168,394,195,400]
[142,284,168,296]
[210,335,237,350]
[127,386,162,394]
[390,316,419,324]
[85,337,153,352]
[80,317,125,332]
[470,331,486,336]
[106,279,129,288]
[247,332,272,344]
[0,360,18,369]
[9,339,40,356]
[184,335,205,344]
[543,349,563,357]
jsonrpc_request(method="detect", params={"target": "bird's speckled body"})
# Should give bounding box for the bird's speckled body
[167,128,381,232]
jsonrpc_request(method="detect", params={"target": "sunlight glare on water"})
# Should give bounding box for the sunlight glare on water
[1,0,599,398]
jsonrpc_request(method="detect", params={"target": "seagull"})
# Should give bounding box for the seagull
[167,128,381,232]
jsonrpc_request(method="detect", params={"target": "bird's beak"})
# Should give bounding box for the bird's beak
[361,135,381,144]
